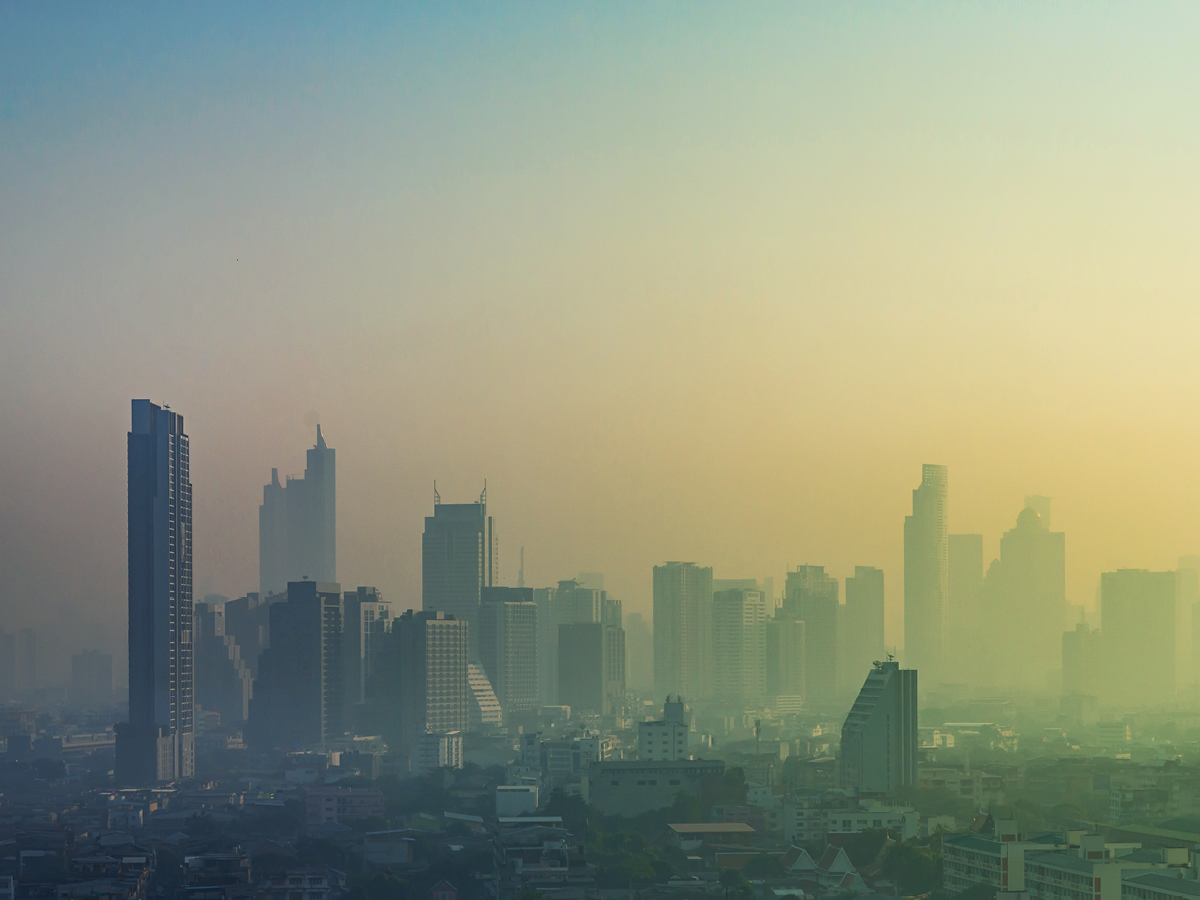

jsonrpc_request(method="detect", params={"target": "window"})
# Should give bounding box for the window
[611,780,619,786]
[670,780,680,786]
[648,780,657,786]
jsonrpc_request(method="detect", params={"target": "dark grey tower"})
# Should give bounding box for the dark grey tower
[118,400,194,784]
[259,468,287,597]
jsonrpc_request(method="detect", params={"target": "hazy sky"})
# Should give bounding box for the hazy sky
[5,4,1200,678]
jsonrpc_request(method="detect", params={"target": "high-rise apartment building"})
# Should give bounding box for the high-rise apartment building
[377,610,470,757]
[982,504,1065,688]
[422,487,496,657]
[904,464,948,683]
[119,400,194,784]
[653,562,713,701]
[558,622,626,716]
[841,567,885,694]
[1100,569,1176,704]
[259,428,337,597]
[784,566,839,708]
[249,581,345,748]
[534,579,621,705]
[712,589,768,706]
[1061,623,1100,696]
[343,586,391,711]
[478,587,539,718]
[840,660,917,794]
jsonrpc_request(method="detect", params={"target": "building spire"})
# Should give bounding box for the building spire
[434,480,441,506]
[316,424,325,449]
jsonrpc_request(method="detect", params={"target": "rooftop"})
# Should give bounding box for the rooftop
[669,823,755,835]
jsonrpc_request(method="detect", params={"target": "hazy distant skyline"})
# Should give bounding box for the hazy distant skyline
[5,4,1200,676]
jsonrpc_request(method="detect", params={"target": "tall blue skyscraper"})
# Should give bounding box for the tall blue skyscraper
[117,400,194,784]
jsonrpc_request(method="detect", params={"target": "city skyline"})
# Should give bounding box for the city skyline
[9,6,1200,674]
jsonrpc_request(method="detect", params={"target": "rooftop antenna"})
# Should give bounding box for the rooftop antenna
[518,546,525,589]
[434,481,441,506]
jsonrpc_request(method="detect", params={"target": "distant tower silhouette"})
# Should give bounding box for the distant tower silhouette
[904,464,947,683]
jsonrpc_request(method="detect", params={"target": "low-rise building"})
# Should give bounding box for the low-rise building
[587,759,725,816]
[305,786,385,828]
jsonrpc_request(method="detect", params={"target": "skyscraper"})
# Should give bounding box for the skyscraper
[783,565,839,708]
[422,485,496,657]
[376,610,470,758]
[558,622,626,716]
[765,618,805,702]
[118,400,194,784]
[982,504,1065,688]
[841,567,885,693]
[343,586,391,712]
[840,659,918,794]
[478,587,539,718]
[711,588,768,706]
[258,428,336,597]
[249,581,345,748]
[653,562,713,701]
[904,464,947,683]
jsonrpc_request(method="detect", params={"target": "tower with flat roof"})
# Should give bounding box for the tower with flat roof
[904,464,948,683]
[118,399,194,783]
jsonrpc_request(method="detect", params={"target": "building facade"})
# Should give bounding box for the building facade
[904,463,948,682]
[479,587,540,717]
[784,566,839,708]
[259,427,336,597]
[422,487,496,657]
[841,567,885,697]
[653,562,713,702]
[712,589,768,706]
[840,659,917,794]
[119,399,194,783]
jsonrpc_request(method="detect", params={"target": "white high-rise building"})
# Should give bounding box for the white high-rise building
[712,589,768,706]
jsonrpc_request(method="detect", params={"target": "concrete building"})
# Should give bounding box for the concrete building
[422,486,496,657]
[840,659,917,794]
[653,562,713,702]
[841,567,885,697]
[712,589,768,706]
[118,400,194,784]
[587,759,725,816]
[766,618,805,704]
[305,785,385,828]
[259,427,336,597]
[249,581,345,748]
[376,610,469,758]
[414,731,464,775]
[784,795,920,844]
[558,622,625,716]
[479,587,539,717]
[982,503,1066,688]
[342,587,391,710]
[638,697,690,761]
[467,662,503,729]
[193,600,253,724]
[904,463,948,683]
[784,566,839,708]
[1101,569,1176,704]
[496,785,539,817]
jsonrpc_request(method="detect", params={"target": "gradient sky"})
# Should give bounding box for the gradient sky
[5,3,1200,680]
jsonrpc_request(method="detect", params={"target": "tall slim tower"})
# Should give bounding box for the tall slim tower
[118,400,194,784]
[422,484,496,658]
[904,464,947,683]
[783,566,839,708]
